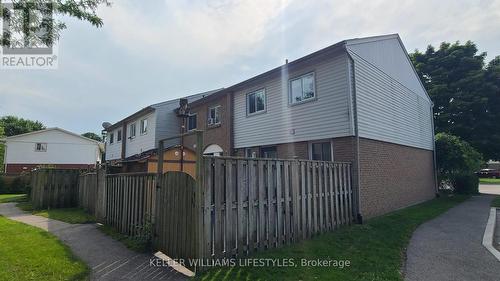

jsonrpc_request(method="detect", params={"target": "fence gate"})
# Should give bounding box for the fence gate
[154,171,198,263]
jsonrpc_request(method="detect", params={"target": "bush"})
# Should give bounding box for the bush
[0,176,5,193]
[435,133,482,194]
[451,174,479,194]
[0,175,30,194]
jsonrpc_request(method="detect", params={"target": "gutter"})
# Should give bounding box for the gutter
[346,47,363,223]
[430,103,439,194]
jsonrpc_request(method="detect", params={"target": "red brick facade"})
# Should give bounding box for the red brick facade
[183,93,232,155]
[358,138,436,218]
[5,163,95,174]
[235,136,436,219]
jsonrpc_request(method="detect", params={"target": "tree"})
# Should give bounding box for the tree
[435,133,483,194]
[411,41,500,160]
[0,116,45,137]
[0,0,110,47]
[82,132,102,142]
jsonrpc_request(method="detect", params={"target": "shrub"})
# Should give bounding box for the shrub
[0,176,5,193]
[435,133,482,194]
[0,175,30,194]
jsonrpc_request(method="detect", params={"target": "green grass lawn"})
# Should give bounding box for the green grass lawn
[98,224,151,253]
[0,194,27,203]
[197,195,469,281]
[0,215,89,281]
[479,178,500,184]
[16,202,96,224]
[491,196,500,208]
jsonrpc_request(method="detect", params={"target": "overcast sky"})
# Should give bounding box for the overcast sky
[1,0,499,134]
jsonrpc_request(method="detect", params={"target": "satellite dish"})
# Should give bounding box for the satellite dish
[102,122,112,129]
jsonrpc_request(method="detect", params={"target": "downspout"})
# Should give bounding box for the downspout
[430,104,439,195]
[229,92,235,155]
[346,48,362,223]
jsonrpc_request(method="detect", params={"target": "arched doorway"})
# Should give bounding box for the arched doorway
[204,144,223,156]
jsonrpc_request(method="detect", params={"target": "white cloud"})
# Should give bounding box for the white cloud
[99,0,292,66]
[2,0,499,134]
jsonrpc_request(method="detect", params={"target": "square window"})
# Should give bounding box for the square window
[311,141,331,161]
[260,146,277,159]
[208,106,221,126]
[35,143,47,152]
[290,72,316,104]
[247,89,266,115]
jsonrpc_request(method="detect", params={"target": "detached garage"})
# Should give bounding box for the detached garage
[3,127,102,174]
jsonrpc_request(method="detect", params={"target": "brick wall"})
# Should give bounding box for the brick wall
[358,138,436,218]
[5,163,94,174]
[183,94,232,155]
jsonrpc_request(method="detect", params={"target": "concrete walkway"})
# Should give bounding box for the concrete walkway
[0,203,186,281]
[405,195,500,281]
[479,184,500,195]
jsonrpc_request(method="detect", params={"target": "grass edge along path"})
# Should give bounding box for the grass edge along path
[97,224,151,253]
[491,196,500,208]
[480,178,500,185]
[0,193,26,203]
[16,201,96,224]
[0,215,89,281]
[197,195,469,281]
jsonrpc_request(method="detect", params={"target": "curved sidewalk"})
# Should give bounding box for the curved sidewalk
[0,203,186,281]
[405,195,500,281]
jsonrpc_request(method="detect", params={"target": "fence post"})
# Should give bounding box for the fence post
[195,130,204,271]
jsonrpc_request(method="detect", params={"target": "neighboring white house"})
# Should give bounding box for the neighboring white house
[3,127,102,174]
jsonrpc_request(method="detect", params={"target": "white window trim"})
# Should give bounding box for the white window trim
[187,113,197,131]
[140,119,148,135]
[34,143,47,152]
[289,71,317,105]
[129,123,137,139]
[308,139,334,161]
[208,105,221,126]
[117,129,122,143]
[246,88,267,116]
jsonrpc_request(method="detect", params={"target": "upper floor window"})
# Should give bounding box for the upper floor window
[311,141,332,161]
[247,88,266,115]
[208,106,221,126]
[187,114,197,131]
[109,133,114,144]
[140,119,148,135]
[117,129,122,142]
[35,143,47,152]
[289,72,315,104]
[129,123,136,139]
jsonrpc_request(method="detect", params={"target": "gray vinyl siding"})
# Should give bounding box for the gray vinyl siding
[154,91,216,148]
[233,52,352,148]
[349,51,434,150]
[125,112,156,158]
[153,100,183,149]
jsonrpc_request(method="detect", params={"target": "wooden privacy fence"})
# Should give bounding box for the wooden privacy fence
[30,169,80,209]
[154,172,198,262]
[105,173,157,236]
[201,156,354,258]
[78,169,106,221]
